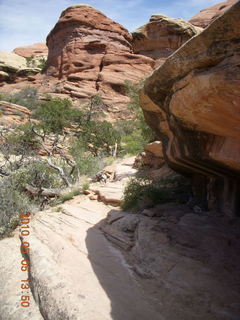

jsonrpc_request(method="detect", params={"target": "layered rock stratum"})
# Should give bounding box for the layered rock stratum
[132,15,202,67]
[13,42,48,58]
[1,158,239,320]
[44,4,154,115]
[0,51,41,83]
[140,1,240,216]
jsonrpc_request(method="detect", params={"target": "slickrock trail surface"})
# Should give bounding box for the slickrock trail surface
[0,158,240,320]
[0,159,160,320]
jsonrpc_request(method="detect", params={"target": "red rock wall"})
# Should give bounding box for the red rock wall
[140,2,240,216]
[45,5,153,115]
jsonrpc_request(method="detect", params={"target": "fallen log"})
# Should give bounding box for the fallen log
[25,185,65,197]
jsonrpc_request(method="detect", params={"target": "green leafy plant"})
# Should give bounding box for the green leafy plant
[34,98,72,133]
[0,179,33,239]
[124,80,154,142]
[5,122,39,155]
[0,87,39,110]
[60,189,80,203]
[121,175,190,211]
[78,120,121,156]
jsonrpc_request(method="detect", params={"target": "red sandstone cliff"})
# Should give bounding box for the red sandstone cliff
[44,4,153,116]
[140,1,240,216]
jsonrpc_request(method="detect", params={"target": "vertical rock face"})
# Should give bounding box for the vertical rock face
[132,15,202,67]
[140,2,240,217]
[189,0,237,28]
[45,4,153,113]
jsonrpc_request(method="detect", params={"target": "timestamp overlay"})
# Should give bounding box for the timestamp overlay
[19,211,31,308]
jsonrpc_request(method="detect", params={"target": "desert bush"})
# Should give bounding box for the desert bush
[82,183,90,191]
[12,110,25,119]
[70,136,113,177]
[124,80,154,142]
[60,189,81,203]
[78,120,121,156]
[10,159,64,192]
[0,179,33,239]
[34,98,72,133]
[120,128,147,155]
[26,56,47,71]
[121,175,190,211]
[1,87,39,110]
[113,80,155,156]
[5,122,39,155]
[84,94,106,122]
[36,57,47,71]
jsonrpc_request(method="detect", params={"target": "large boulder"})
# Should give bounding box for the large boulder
[0,51,41,83]
[13,42,48,58]
[45,5,153,116]
[189,0,237,28]
[132,14,202,67]
[0,51,27,72]
[140,2,240,216]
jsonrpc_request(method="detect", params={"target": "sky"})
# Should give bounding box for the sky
[0,0,221,51]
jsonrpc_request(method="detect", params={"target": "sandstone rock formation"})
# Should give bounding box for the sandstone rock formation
[0,100,31,126]
[135,141,165,168]
[13,42,48,58]
[0,51,41,83]
[140,1,240,216]
[132,15,202,67]
[45,4,153,115]
[189,0,237,27]
[102,204,240,320]
[1,157,239,320]
[0,51,27,82]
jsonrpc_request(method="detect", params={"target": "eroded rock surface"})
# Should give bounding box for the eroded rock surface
[140,2,240,216]
[101,204,240,320]
[135,141,165,168]
[0,51,41,84]
[13,43,48,58]
[44,4,153,117]
[189,0,237,27]
[1,157,239,320]
[132,15,202,67]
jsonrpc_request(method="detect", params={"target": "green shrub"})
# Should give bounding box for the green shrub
[10,159,64,192]
[84,94,106,122]
[34,98,72,133]
[60,189,80,203]
[36,57,47,71]
[4,87,39,110]
[76,153,103,176]
[115,120,134,136]
[121,176,190,211]
[0,180,33,239]
[13,109,25,119]
[80,120,121,156]
[82,183,90,191]
[54,206,63,212]
[121,128,147,155]
[124,80,154,142]
[5,122,39,155]
[26,57,34,67]
[70,138,106,176]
